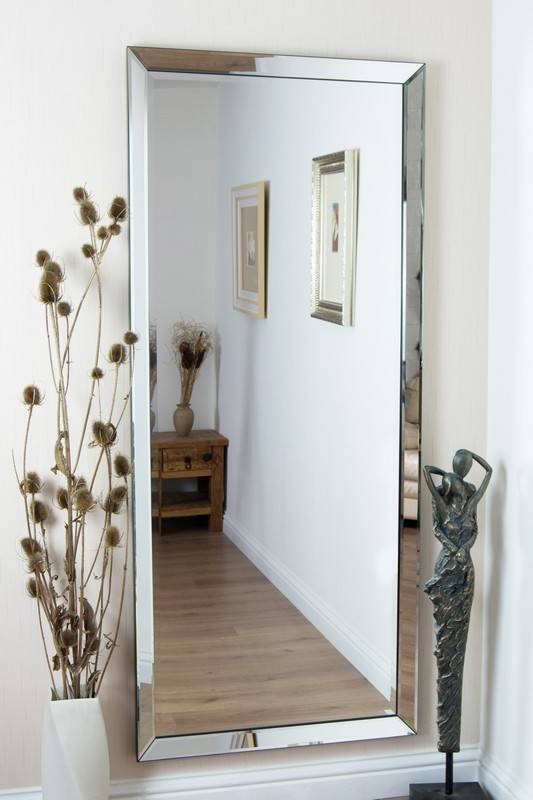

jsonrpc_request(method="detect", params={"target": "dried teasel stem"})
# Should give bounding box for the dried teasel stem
[90,446,114,680]
[87,345,135,499]
[48,298,81,695]
[59,200,114,376]
[83,442,115,589]
[16,186,133,700]
[21,404,36,542]
[108,363,120,423]
[96,477,130,693]
[71,223,105,476]
[45,307,60,395]
[35,578,60,697]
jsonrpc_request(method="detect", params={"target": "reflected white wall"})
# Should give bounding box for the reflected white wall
[148,79,219,431]
[215,76,402,697]
[147,73,402,697]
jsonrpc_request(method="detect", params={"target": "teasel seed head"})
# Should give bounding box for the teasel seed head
[92,420,116,447]
[109,196,127,222]
[27,551,45,573]
[57,301,72,317]
[74,487,95,513]
[104,526,121,548]
[97,225,109,240]
[35,249,50,267]
[20,537,43,556]
[26,577,38,598]
[21,471,42,494]
[102,492,122,515]
[114,454,131,477]
[110,485,128,503]
[55,487,69,510]
[81,243,96,259]
[108,223,121,236]
[195,349,206,368]
[180,345,195,370]
[82,598,96,632]
[30,499,49,524]
[73,475,87,490]
[73,186,88,203]
[38,274,60,304]
[123,331,138,346]
[108,343,127,364]
[91,366,104,380]
[44,261,63,281]
[60,628,77,648]
[79,199,99,225]
[23,385,42,406]
[86,635,100,654]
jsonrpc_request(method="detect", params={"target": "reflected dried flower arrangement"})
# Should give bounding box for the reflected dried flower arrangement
[15,187,136,700]
[171,320,213,405]
[149,322,157,403]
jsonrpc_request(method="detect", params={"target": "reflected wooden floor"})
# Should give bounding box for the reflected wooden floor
[153,526,392,736]
[397,524,419,727]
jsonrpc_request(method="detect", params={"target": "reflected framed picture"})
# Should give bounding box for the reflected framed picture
[311,149,358,326]
[232,182,266,318]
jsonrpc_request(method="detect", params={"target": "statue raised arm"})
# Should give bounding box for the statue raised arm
[422,465,446,517]
[465,450,492,512]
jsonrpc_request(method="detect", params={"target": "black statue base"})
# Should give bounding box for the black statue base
[409,783,488,799]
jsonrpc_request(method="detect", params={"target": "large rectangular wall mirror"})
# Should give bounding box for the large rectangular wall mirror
[128,47,424,761]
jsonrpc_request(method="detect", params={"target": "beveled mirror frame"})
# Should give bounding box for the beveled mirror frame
[127,46,425,762]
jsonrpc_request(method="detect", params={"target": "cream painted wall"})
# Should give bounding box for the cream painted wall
[482,2,533,798]
[0,0,491,792]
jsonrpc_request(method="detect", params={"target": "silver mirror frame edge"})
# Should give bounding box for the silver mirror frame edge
[127,46,425,762]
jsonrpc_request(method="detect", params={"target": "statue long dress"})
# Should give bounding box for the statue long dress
[423,450,492,753]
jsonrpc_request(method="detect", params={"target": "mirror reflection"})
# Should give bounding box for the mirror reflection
[130,50,424,759]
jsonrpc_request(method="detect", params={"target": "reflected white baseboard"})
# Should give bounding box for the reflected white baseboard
[0,746,480,800]
[224,515,392,700]
[480,753,531,800]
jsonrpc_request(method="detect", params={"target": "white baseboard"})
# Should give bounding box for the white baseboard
[223,515,392,699]
[479,753,531,800]
[0,746,480,800]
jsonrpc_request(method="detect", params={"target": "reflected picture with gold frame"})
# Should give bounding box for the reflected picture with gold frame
[232,181,266,318]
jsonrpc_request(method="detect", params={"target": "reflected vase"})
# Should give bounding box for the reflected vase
[173,403,194,436]
[41,697,109,800]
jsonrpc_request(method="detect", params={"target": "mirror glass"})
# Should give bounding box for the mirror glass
[128,49,424,760]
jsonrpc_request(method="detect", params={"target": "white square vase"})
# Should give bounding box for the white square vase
[41,697,110,800]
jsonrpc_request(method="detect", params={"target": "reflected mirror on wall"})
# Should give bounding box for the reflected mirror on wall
[128,48,424,761]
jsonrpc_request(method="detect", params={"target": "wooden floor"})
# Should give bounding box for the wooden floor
[153,526,392,736]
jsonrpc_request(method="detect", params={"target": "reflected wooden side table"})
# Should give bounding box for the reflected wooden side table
[151,429,228,535]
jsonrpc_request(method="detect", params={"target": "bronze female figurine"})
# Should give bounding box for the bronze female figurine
[423,449,492,755]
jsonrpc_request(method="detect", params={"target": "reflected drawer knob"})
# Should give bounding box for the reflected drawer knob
[202,452,213,462]
[184,456,192,470]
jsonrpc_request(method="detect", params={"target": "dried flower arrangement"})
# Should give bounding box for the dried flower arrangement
[15,187,136,700]
[171,320,213,405]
